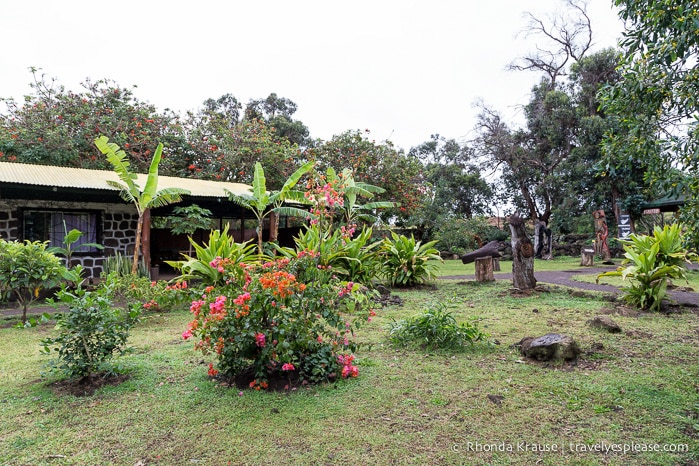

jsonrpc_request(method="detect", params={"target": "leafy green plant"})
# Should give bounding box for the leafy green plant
[103,252,149,278]
[42,283,140,379]
[0,239,66,324]
[166,224,257,286]
[597,223,698,311]
[380,232,442,287]
[47,224,104,267]
[386,301,488,350]
[95,135,190,274]
[166,204,214,256]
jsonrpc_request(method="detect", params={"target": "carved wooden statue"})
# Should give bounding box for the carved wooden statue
[509,213,537,290]
[592,210,611,260]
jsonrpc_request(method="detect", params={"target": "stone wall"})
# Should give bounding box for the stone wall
[0,199,137,277]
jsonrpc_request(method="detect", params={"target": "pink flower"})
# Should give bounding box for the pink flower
[233,292,251,306]
[181,329,192,340]
[255,332,266,347]
[282,363,295,371]
[210,295,227,313]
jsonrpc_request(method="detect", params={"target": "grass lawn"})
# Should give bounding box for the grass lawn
[1,262,698,465]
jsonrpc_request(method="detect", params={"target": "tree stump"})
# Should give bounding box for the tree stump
[475,257,495,282]
[493,257,501,271]
[580,248,595,266]
[509,213,537,290]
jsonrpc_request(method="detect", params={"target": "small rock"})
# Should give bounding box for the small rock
[520,333,580,361]
[587,315,622,333]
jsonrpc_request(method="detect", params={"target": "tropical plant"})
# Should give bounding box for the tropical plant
[597,224,698,311]
[386,300,489,350]
[102,252,149,278]
[95,135,190,274]
[0,239,65,324]
[165,204,214,256]
[226,161,314,254]
[166,224,257,286]
[47,224,104,267]
[380,233,442,287]
[42,283,140,380]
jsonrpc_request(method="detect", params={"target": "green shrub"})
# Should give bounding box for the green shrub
[380,232,441,287]
[0,239,65,324]
[182,256,375,388]
[386,301,488,350]
[597,223,698,311]
[277,224,383,285]
[42,283,140,379]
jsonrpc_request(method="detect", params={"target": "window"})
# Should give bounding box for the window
[22,210,101,253]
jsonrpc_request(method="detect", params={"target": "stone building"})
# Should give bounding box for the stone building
[0,161,279,278]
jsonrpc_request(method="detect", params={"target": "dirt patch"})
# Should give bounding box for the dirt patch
[49,373,130,397]
[214,366,329,392]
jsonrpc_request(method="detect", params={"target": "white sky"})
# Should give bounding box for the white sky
[1,0,623,152]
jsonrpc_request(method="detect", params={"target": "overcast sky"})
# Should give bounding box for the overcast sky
[1,0,624,152]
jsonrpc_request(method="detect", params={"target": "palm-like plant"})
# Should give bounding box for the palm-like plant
[327,167,398,226]
[95,136,190,275]
[226,161,314,254]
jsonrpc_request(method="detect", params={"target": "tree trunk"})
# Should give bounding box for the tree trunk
[132,213,143,275]
[475,257,495,282]
[269,211,279,243]
[509,213,537,290]
[142,208,151,271]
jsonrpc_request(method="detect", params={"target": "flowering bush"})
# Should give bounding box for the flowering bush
[183,257,374,388]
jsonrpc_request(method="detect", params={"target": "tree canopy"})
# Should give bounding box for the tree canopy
[600,0,699,245]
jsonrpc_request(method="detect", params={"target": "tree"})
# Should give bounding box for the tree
[166,205,214,256]
[0,68,187,174]
[308,130,426,224]
[244,93,310,147]
[226,161,314,254]
[408,135,493,241]
[183,117,302,190]
[509,0,593,85]
[600,0,699,246]
[95,136,189,274]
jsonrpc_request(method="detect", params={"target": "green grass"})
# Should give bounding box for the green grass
[436,255,595,277]
[1,277,699,465]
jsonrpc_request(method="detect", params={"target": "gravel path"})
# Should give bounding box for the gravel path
[441,265,699,308]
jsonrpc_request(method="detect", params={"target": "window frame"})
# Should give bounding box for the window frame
[19,208,103,256]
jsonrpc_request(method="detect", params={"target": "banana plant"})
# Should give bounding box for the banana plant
[95,135,190,275]
[326,167,399,226]
[226,161,314,254]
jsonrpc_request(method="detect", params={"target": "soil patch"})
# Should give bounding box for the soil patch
[49,373,130,397]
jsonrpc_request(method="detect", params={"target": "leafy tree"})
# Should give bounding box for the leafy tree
[183,116,301,190]
[95,136,189,274]
[308,130,426,224]
[0,68,187,174]
[244,93,310,147]
[166,205,214,256]
[408,135,493,240]
[601,0,699,246]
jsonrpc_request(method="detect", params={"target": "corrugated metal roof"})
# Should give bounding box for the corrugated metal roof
[0,161,252,198]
